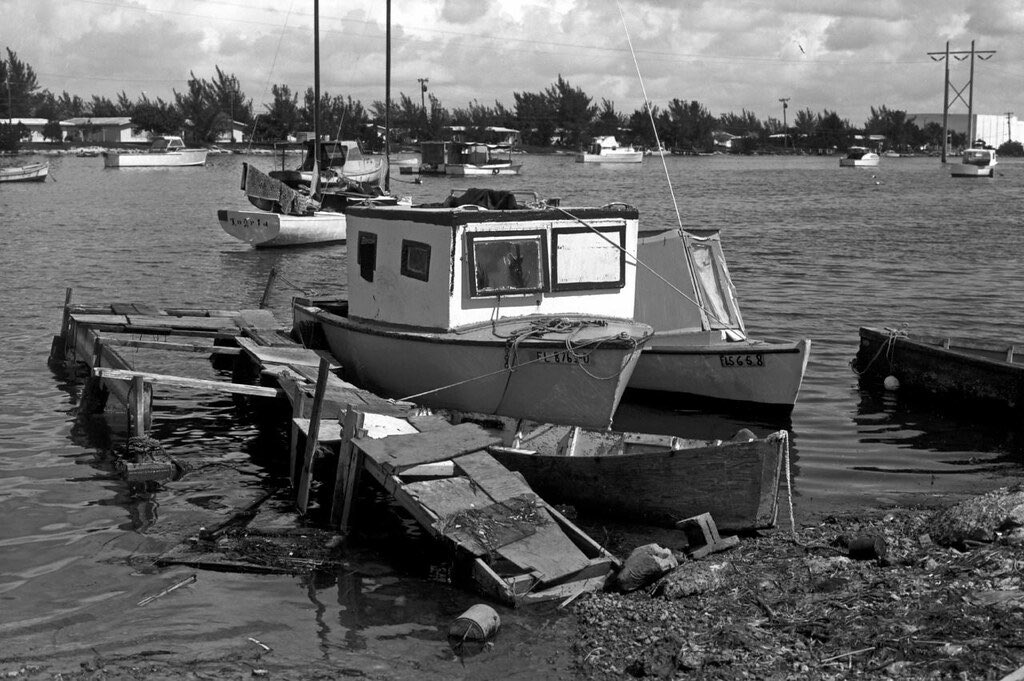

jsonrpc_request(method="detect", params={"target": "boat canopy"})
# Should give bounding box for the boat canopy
[634,229,744,335]
[962,148,995,166]
[299,140,363,171]
[151,136,186,152]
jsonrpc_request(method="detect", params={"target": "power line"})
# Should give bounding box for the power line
[928,41,996,162]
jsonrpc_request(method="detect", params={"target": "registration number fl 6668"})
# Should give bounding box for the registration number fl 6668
[719,353,764,368]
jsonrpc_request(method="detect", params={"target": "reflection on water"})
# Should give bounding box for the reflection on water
[3,152,1024,675]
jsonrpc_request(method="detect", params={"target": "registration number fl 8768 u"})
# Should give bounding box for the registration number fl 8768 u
[719,353,764,368]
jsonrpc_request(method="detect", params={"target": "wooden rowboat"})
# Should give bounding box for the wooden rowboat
[854,326,1024,412]
[488,425,787,532]
[0,161,48,183]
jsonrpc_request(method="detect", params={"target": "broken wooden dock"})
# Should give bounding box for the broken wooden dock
[49,290,620,605]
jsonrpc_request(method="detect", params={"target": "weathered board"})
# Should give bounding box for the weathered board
[356,423,502,473]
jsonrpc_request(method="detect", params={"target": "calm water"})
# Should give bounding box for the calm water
[1,150,1023,677]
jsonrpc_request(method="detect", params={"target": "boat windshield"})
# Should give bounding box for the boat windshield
[963,150,993,166]
[300,141,353,170]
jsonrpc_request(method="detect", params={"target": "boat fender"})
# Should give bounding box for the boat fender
[883,375,900,391]
[449,604,500,641]
[731,428,757,442]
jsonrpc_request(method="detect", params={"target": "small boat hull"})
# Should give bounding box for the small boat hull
[296,304,651,429]
[490,427,787,531]
[445,163,522,176]
[217,209,346,247]
[854,326,1024,412]
[104,149,208,167]
[0,162,49,182]
[839,157,880,167]
[629,336,810,410]
[950,165,994,178]
[575,152,643,164]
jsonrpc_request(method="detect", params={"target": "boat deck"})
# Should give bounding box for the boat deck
[49,291,619,605]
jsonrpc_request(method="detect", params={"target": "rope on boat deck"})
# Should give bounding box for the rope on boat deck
[851,324,908,376]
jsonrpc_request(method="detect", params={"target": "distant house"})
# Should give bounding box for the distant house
[61,117,151,143]
[213,120,246,143]
[4,118,51,142]
[712,131,739,150]
[442,125,521,146]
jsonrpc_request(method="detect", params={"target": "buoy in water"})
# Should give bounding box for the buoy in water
[449,604,500,641]
[883,375,900,391]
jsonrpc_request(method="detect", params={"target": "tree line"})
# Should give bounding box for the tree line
[2,47,1020,155]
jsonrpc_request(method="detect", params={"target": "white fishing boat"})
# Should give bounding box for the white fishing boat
[292,188,654,429]
[0,161,48,183]
[950,147,997,178]
[575,136,643,164]
[445,143,522,176]
[103,136,208,168]
[627,228,810,413]
[839,146,880,167]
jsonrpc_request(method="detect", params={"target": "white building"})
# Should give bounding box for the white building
[61,117,151,143]
[909,113,1024,148]
[4,118,51,142]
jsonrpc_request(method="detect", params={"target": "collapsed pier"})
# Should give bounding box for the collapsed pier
[48,290,620,605]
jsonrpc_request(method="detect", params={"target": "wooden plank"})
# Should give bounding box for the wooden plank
[407,413,454,432]
[455,451,535,503]
[95,336,242,355]
[126,314,238,332]
[362,413,420,439]
[93,367,281,398]
[293,418,343,443]
[332,407,366,529]
[71,313,130,327]
[495,508,591,582]
[402,477,492,525]
[236,337,336,368]
[111,302,165,316]
[355,423,501,474]
[233,309,279,330]
[296,357,332,513]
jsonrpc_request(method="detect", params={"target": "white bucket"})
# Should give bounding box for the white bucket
[448,603,500,641]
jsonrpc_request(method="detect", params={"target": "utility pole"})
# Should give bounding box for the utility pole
[1006,112,1013,143]
[778,98,789,149]
[928,40,995,162]
[417,77,429,135]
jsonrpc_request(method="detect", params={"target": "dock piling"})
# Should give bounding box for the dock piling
[295,356,331,513]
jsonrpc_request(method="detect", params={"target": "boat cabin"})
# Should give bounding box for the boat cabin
[961,148,996,167]
[633,228,745,339]
[298,140,365,171]
[845,146,872,159]
[345,190,640,331]
[587,136,626,155]
[150,136,187,152]
[452,143,513,166]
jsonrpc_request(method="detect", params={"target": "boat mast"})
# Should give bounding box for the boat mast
[313,0,321,196]
[385,0,391,192]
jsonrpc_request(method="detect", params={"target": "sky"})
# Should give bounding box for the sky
[5,0,1024,126]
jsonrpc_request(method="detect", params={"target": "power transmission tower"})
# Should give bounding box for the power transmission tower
[928,40,995,163]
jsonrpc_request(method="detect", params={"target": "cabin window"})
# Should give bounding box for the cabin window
[551,224,626,291]
[467,230,547,297]
[689,241,737,328]
[357,231,377,282]
[400,240,431,282]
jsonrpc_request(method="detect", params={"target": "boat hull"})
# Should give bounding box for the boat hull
[839,157,880,167]
[628,336,810,410]
[575,152,643,164]
[445,163,522,176]
[490,428,787,531]
[854,326,1024,412]
[950,165,994,178]
[0,162,48,182]
[104,150,208,167]
[296,305,651,429]
[217,208,346,247]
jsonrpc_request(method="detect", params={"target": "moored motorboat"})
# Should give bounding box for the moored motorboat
[575,136,643,164]
[627,227,810,413]
[950,147,997,178]
[444,143,522,176]
[103,136,208,168]
[0,161,48,183]
[853,326,1023,412]
[839,146,880,167]
[292,188,654,429]
[488,424,787,531]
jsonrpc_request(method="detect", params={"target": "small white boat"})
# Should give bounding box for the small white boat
[217,208,348,248]
[292,188,654,429]
[575,136,643,164]
[0,161,48,183]
[626,228,810,413]
[839,146,880,167]
[950,147,997,178]
[445,143,522,176]
[103,136,208,168]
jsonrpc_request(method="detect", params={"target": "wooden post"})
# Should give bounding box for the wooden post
[259,267,277,309]
[59,287,75,364]
[296,357,331,513]
[331,406,365,529]
[131,374,147,437]
[289,390,310,486]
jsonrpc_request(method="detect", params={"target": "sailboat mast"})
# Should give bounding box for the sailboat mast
[313,0,320,158]
[385,0,391,192]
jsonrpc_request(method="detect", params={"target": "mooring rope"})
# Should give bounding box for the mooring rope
[851,324,908,376]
